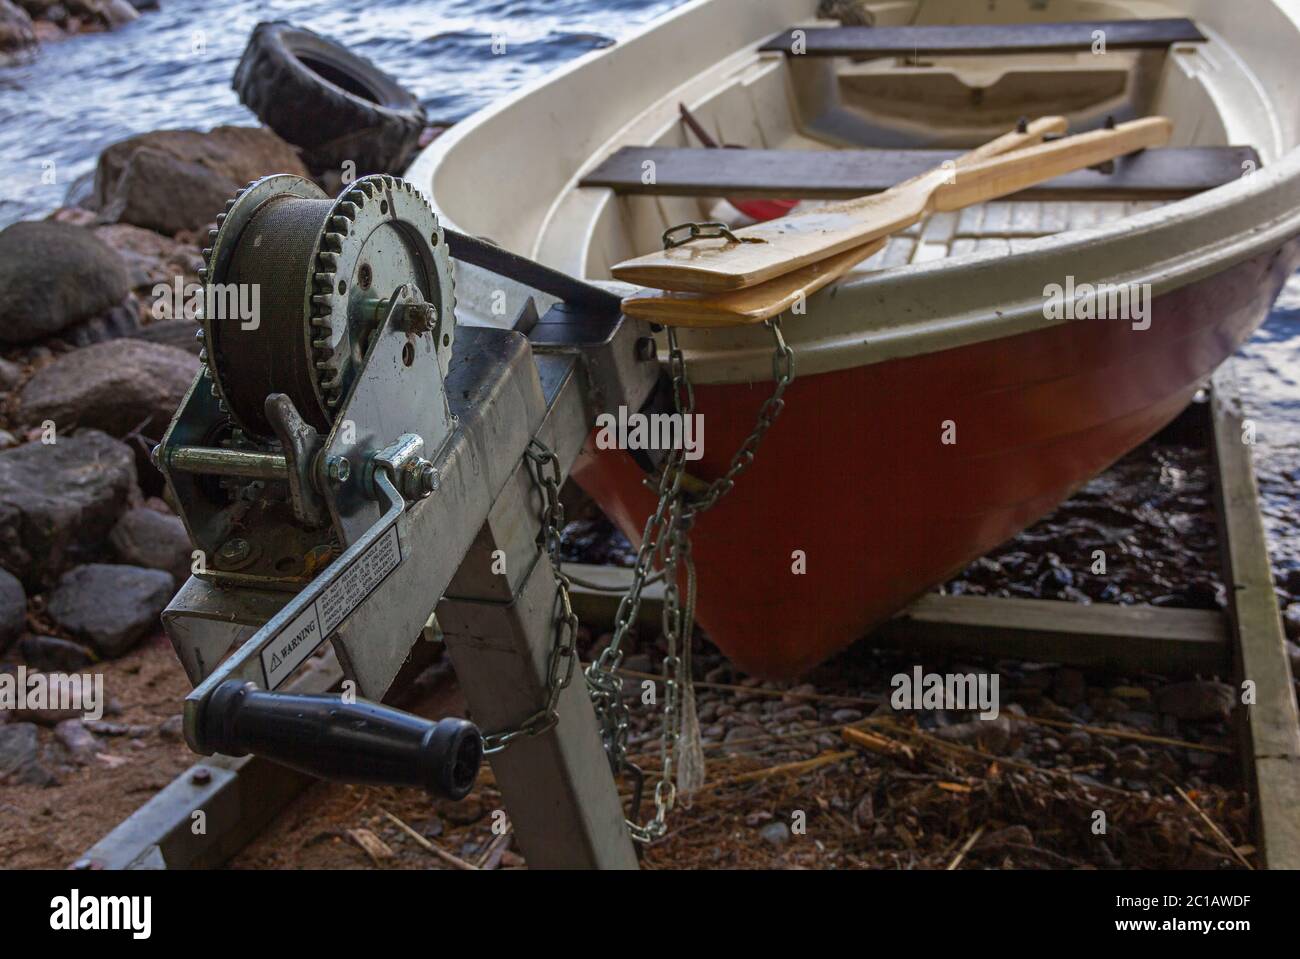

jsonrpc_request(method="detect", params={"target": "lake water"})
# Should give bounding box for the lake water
[0,0,682,225]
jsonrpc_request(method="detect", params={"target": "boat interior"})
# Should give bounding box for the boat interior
[437,0,1295,293]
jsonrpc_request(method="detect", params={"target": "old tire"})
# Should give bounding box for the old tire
[233,21,426,175]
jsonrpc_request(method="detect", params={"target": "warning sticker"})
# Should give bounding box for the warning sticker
[260,526,403,689]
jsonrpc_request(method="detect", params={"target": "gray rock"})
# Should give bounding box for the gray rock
[93,223,203,300]
[59,300,140,348]
[1154,681,1236,722]
[0,567,23,650]
[91,126,310,236]
[110,506,191,586]
[0,722,58,786]
[723,724,766,756]
[20,338,197,440]
[0,355,22,389]
[47,563,173,657]
[758,821,791,847]
[0,430,138,589]
[0,0,36,53]
[130,318,202,356]
[54,718,100,763]
[0,221,130,345]
[18,634,96,671]
[158,714,183,741]
[934,715,1013,754]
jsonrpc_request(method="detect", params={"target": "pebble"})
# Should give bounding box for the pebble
[158,715,184,741]
[723,724,766,756]
[0,722,59,786]
[831,708,864,724]
[1155,681,1236,721]
[54,719,100,763]
[0,567,24,650]
[758,821,791,847]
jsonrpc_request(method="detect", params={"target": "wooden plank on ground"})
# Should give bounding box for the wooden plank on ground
[581,146,1259,202]
[565,563,1229,675]
[759,19,1205,57]
[1210,364,1300,869]
[872,593,1229,675]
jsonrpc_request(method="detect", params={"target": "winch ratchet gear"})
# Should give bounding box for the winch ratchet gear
[199,173,455,440]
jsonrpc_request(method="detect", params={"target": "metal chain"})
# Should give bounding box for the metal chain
[480,438,580,755]
[586,316,795,842]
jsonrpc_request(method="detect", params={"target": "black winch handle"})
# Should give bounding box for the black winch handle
[199,680,482,800]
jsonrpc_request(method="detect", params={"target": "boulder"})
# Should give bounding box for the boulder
[90,126,309,235]
[93,223,204,301]
[47,563,173,657]
[0,0,36,52]
[110,506,192,586]
[0,567,25,650]
[0,221,131,345]
[19,338,197,439]
[129,318,202,355]
[0,430,137,589]
[18,634,96,671]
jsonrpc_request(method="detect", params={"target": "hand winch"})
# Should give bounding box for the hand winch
[155,170,660,862]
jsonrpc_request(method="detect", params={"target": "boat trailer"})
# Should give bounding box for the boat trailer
[145,172,664,868]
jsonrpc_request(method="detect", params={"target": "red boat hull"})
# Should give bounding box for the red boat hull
[573,242,1300,678]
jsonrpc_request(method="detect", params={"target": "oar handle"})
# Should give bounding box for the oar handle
[931,117,1173,213]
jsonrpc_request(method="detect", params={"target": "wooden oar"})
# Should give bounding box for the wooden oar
[620,117,1067,326]
[611,116,1172,294]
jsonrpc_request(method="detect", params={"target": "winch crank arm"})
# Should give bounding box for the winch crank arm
[180,465,482,798]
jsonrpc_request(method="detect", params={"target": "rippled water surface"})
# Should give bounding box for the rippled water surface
[0,0,682,225]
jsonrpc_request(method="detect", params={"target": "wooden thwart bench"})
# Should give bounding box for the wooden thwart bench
[580,145,1259,202]
[759,18,1206,57]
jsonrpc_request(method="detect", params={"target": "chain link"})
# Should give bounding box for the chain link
[587,316,795,842]
[480,438,580,755]
[475,308,795,842]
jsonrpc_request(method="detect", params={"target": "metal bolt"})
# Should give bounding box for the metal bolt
[191,768,212,786]
[401,459,439,499]
[418,462,439,495]
[404,301,437,336]
[326,455,351,484]
[217,538,250,564]
[635,336,657,362]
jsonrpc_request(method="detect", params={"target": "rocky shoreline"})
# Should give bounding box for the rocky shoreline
[0,116,356,788]
[0,0,145,56]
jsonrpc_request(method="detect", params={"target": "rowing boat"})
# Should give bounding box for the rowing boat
[409,0,1300,678]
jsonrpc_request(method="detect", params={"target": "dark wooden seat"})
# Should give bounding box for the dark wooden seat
[579,145,1258,202]
[759,18,1205,57]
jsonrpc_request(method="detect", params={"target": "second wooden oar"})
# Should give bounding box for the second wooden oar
[620,117,1068,326]
[611,116,1172,294]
